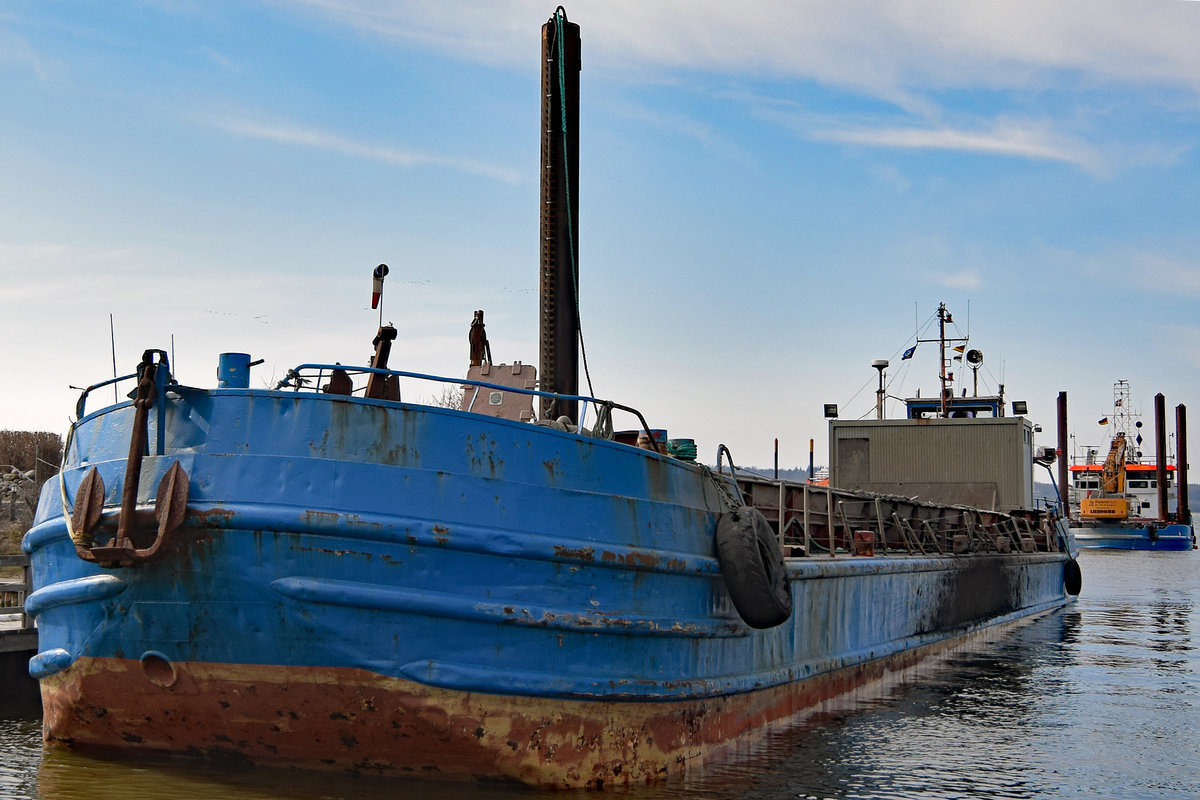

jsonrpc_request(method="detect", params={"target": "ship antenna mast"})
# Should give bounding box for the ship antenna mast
[913,302,969,417]
[938,302,948,415]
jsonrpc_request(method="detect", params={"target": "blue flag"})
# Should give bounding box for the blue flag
[901,345,917,360]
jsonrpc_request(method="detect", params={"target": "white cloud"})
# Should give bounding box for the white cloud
[868,164,912,193]
[609,101,722,148]
[264,1,1199,178]
[0,27,57,80]
[1166,325,1200,370]
[1124,251,1200,297]
[204,116,523,183]
[271,1,1200,98]
[1048,246,1200,299]
[928,269,982,291]
[197,46,244,73]
[0,242,135,298]
[811,119,1105,173]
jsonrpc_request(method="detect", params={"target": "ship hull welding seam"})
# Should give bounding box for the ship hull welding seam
[24,387,1074,789]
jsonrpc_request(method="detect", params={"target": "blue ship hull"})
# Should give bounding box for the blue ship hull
[25,376,1077,787]
[1070,522,1194,551]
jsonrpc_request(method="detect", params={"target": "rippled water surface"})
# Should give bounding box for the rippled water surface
[3,549,1196,799]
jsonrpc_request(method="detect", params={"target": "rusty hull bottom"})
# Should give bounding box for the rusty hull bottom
[41,617,1046,790]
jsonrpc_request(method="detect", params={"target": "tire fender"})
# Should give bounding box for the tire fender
[1064,558,1082,596]
[714,508,792,628]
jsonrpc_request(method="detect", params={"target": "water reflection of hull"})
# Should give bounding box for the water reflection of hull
[662,605,1085,799]
[1070,522,1194,551]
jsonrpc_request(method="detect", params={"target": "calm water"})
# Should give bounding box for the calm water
[2,549,1196,799]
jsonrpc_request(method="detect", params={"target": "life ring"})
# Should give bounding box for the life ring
[714,508,792,628]
[1064,559,1082,596]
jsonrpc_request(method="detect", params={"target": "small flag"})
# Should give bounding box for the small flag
[953,355,962,361]
[901,345,917,360]
[953,345,965,353]
[371,263,389,309]
[1098,417,1109,425]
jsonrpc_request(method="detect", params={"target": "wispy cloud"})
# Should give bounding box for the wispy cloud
[206,116,522,183]
[1042,245,1200,301]
[751,96,1108,173]
[0,240,131,277]
[0,27,57,80]
[273,1,1200,97]
[927,269,982,291]
[868,164,912,193]
[812,120,1104,174]
[265,2,1197,181]
[197,46,244,73]
[1166,324,1200,370]
[1124,251,1200,297]
[611,101,722,148]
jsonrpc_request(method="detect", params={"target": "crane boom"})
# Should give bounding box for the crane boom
[1101,432,1127,493]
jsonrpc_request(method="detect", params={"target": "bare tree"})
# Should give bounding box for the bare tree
[0,430,63,552]
[427,384,464,410]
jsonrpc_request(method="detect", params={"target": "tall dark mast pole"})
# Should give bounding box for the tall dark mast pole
[1155,393,1168,520]
[1057,391,1069,516]
[1176,404,1190,526]
[539,9,581,423]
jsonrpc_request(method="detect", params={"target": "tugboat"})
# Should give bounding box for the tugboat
[1068,380,1194,550]
[22,11,1081,789]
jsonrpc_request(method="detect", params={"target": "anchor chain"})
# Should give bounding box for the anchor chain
[701,444,746,512]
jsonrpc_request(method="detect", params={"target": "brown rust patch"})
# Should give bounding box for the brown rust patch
[190,507,236,526]
[599,549,661,569]
[303,548,370,558]
[552,545,595,562]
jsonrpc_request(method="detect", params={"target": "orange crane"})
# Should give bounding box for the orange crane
[1082,432,1129,519]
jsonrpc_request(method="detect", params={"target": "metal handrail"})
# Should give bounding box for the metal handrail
[73,372,139,419]
[75,360,667,455]
[275,363,664,452]
[737,475,1067,558]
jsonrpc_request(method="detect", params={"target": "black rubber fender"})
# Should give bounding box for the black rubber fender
[1064,558,1082,596]
[714,508,792,628]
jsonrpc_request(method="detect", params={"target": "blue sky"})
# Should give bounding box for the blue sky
[2,0,1198,472]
